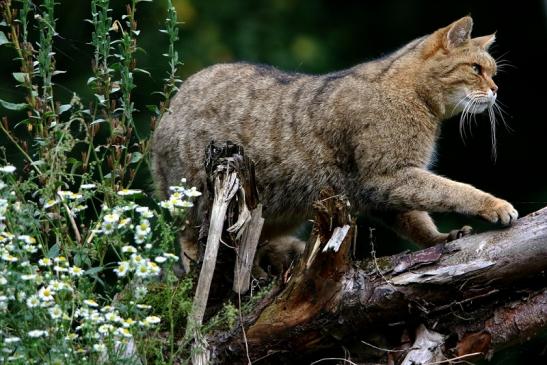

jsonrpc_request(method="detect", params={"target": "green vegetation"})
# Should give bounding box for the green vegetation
[0,0,203,363]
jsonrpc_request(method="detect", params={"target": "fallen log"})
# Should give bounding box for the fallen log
[204,196,547,364]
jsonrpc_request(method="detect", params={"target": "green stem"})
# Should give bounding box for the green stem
[0,122,42,175]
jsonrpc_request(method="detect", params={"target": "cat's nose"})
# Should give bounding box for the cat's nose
[490,84,498,95]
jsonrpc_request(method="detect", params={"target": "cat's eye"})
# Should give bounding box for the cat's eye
[472,63,482,75]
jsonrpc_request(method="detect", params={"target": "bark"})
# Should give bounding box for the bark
[204,200,547,364]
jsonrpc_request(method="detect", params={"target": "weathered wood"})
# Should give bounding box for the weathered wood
[186,171,239,339]
[206,206,547,364]
[233,204,264,294]
[400,325,444,365]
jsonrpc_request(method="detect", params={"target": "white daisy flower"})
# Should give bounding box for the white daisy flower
[104,312,121,323]
[21,274,37,281]
[16,291,26,302]
[118,217,131,228]
[131,254,144,265]
[93,343,107,352]
[83,299,99,307]
[80,183,96,190]
[147,261,161,276]
[134,263,150,278]
[115,327,132,338]
[121,245,137,254]
[113,261,129,277]
[38,257,53,266]
[27,330,48,338]
[136,206,154,218]
[53,265,68,273]
[163,253,179,261]
[134,286,147,299]
[154,256,167,264]
[185,187,202,197]
[117,189,142,196]
[38,287,54,302]
[0,165,16,173]
[142,315,161,326]
[54,256,68,265]
[1,253,17,263]
[4,337,21,344]
[89,311,104,324]
[121,318,136,328]
[23,244,38,253]
[18,235,36,244]
[43,199,59,209]
[68,266,84,277]
[65,333,78,341]
[48,305,63,319]
[174,200,193,208]
[26,295,40,308]
[98,324,114,335]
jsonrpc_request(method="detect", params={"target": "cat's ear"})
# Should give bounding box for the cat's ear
[473,33,496,50]
[444,16,473,49]
[421,16,473,57]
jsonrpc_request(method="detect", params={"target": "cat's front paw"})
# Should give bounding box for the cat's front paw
[479,197,518,226]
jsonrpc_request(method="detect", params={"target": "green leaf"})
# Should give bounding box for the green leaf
[94,94,105,104]
[130,151,143,164]
[0,31,9,46]
[90,118,105,125]
[47,243,60,258]
[146,104,160,114]
[85,266,103,275]
[134,68,150,77]
[12,72,27,83]
[59,104,71,114]
[0,98,28,111]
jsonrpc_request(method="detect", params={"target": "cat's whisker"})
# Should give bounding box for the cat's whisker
[493,102,513,133]
[488,106,498,161]
[459,95,478,142]
[458,98,471,141]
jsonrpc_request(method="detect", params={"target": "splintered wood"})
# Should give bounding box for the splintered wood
[186,141,262,363]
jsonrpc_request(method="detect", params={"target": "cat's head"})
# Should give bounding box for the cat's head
[420,16,498,117]
[417,16,506,156]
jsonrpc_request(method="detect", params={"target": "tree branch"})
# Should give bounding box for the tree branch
[206,201,547,364]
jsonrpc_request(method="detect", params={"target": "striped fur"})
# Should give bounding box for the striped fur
[152,17,517,270]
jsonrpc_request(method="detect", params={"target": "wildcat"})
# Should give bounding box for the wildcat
[152,16,518,273]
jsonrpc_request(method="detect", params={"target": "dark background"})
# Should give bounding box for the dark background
[1,0,546,362]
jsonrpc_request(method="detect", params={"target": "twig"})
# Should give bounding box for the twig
[425,352,482,364]
[236,260,252,365]
[361,339,412,353]
[59,195,82,244]
[310,357,359,365]
[369,227,395,290]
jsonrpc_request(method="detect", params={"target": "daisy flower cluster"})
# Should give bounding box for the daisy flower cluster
[159,178,202,214]
[0,170,199,363]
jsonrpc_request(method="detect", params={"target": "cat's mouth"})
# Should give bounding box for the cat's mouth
[464,96,494,114]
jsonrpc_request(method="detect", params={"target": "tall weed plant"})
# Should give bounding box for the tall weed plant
[0,0,193,363]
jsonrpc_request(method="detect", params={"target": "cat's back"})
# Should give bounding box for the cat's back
[152,62,355,215]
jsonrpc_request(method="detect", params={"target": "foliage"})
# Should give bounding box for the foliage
[0,0,198,363]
